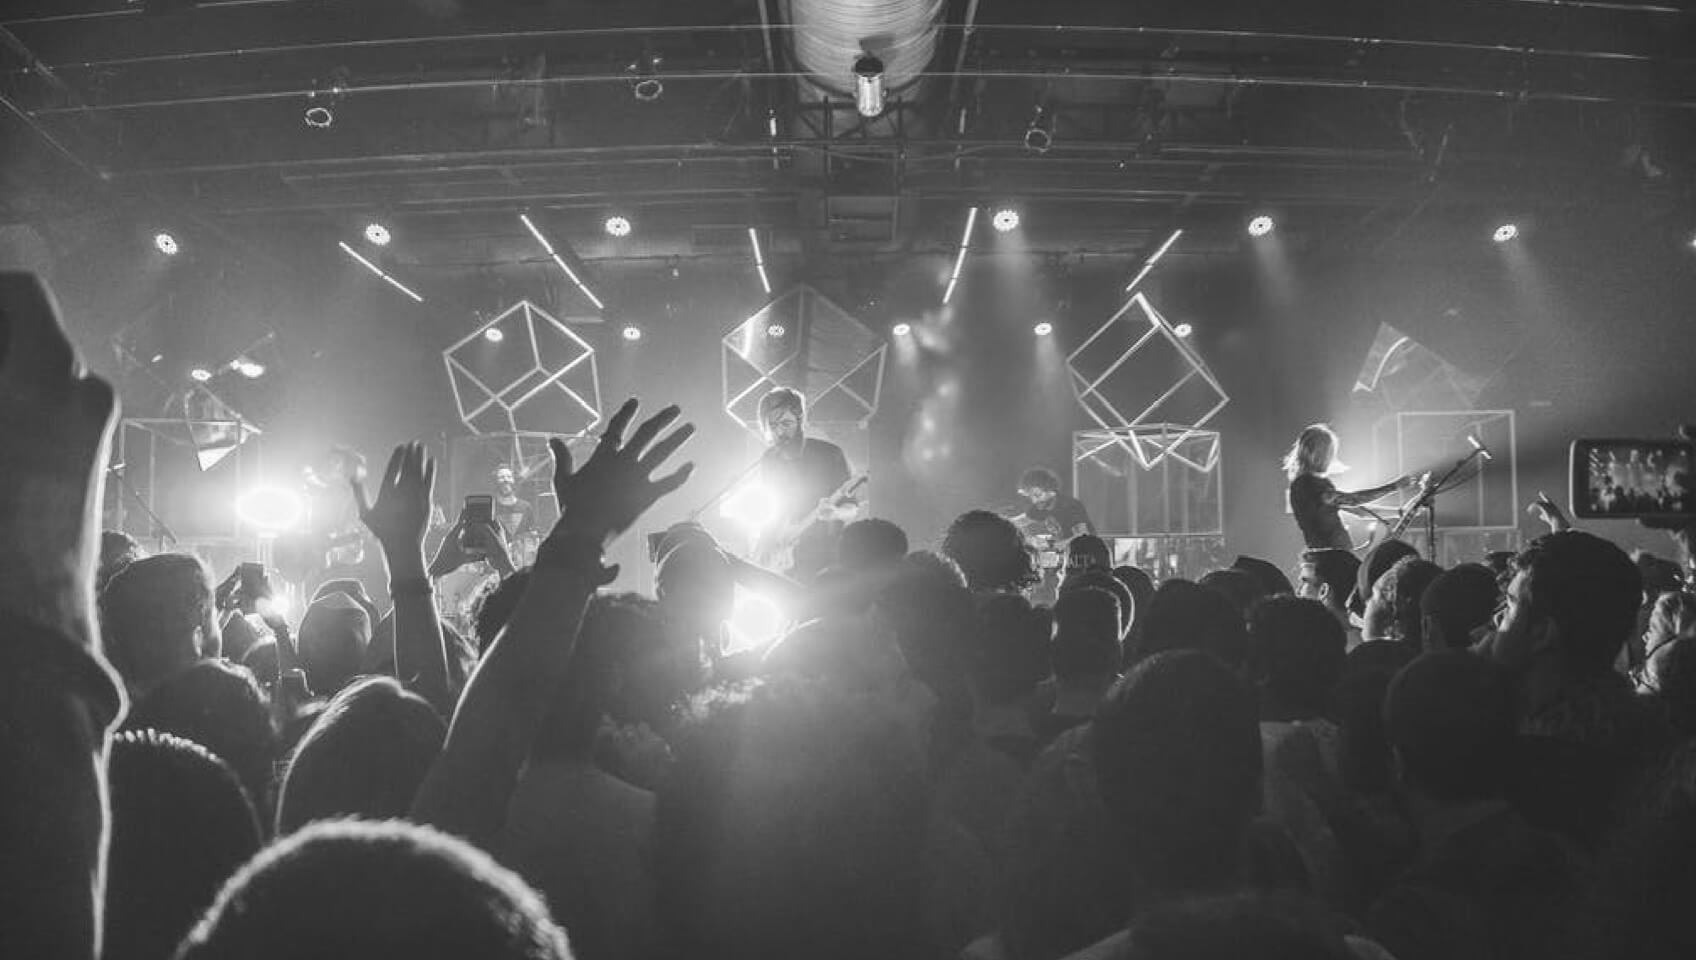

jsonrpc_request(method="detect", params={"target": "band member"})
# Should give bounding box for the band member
[1014,467,1096,541]
[290,445,373,591]
[492,464,536,542]
[756,388,857,581]
[1284,424,1416,551]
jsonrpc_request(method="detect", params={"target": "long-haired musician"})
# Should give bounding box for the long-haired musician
[1284,424,1416,551]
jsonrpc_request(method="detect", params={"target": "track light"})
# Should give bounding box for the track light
[154,232,179,256]
[622,325,643,341]
[1033,321,1054,337]
[1247,215,1275,237]
[364,223,391,246]
[991,208,1020,232]
[1492,223,1518,243]
[338,241,424,303]
[1024,107,1052,154]
[891,322,912,337]
[604,216,632,238]
[854,54,885,119]
[941,207,979,305]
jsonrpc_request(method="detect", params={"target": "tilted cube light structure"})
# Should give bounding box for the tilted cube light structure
[443,299,602,438]
[721,285,886,436]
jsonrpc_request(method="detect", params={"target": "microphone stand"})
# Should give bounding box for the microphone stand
[1403,444,1491,560]
[109,465,179,551]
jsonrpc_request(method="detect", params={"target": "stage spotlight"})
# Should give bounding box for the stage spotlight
[364,223,391,246]
[303,104,334,128]
[234,358,266,378]
[1173,322,1194,338]
[766,323,786,338]
[236,485,306,533]
[154,232,179,256]
[991,208,1020,232]
[726,584,785,654]
[189,366,213,382]
[1033,321,1054,337]
[1492,223,1519,243]
[604,215,632,238]
[622,325,643,341]
[1247,215,1275,237]
[891,322,912,337]
[854,54,885,119]
[720,480,778,534]
[483,327,504,343]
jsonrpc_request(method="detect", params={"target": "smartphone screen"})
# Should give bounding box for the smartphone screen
[462,494,494,526]
[238,561,266,598]
[1570,439,1695,519]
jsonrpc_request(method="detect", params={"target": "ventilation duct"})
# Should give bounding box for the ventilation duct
[787,0,946,106]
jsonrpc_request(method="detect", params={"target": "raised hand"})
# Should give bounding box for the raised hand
[1527,490,1571,533]
[547,399,696,550]
[352,442,437,552]
[0,273,119,648]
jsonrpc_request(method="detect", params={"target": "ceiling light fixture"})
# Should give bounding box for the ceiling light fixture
[484,328,504,343]
[604,215,632,238]
[1125,228,1183,292]
[941,206,979,305]
[891,322,912,337]
[519,213,605,311]
[338,241,424,303]
[1247,215,1275,237]
[854,54,885,119]
[364,223,391,246]
[154,232,179,256]
[1492,223,1519,243]
[1024,106,1052,154]
[622,325,643,341]
[1033,321,1054,337]
[991,208,1020,232]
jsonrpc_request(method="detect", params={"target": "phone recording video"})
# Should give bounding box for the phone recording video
[461,494,494,526]
[1570,439,1695,519]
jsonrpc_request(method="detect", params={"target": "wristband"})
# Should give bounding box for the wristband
[534,533,616,585]
[389,576,434,600]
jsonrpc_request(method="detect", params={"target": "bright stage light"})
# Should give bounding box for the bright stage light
[154,232,179,256]
[726,584,785,654]
[991,208,1020,232]
[1033,321,1054,337]
[364,223,391,246]
[621,324,643,341]
[766,323,786,338]
[484,327,504,343]
[604,216,632,237]
[1173,322,1194,338]
[234,358,266,378]
[720,480,778,534]
[1247,215,1275,237]
[189,366,213,382]
[891,322,912,337]
[1492,223,1519,243]
[236,486,306,533]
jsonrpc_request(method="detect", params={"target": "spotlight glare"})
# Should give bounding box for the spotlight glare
[1247,215,1275,237]
[622,325,643,341]
[154,232,179,256]
[1033,321,1054,337]
[720,481,778,534]
[1492,223,1519,243]
[891,322,912,337]
[235,486,306,533]
[991,208,1020,232]
[766,323,786,338]
[483,327,504,343]
[1173,322,1194,338]
[364,223,391,246]
[604,216,632,238]
[235,359,266,378]
[189,366,212,382]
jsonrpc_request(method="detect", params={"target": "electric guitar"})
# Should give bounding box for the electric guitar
[1351,472,1435,554]
[753,473,868,572]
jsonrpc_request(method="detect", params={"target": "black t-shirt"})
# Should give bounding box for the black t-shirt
[761,437,853,578]
[495,496,535,540]
[1024,493,1095,541]
[1289,473,1350,551]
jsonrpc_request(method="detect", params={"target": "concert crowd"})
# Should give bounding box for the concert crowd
[9,267,1696,960]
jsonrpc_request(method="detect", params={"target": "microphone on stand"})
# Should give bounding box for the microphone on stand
[1467,435,1494,462]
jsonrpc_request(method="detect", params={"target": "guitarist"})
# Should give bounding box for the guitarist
[1284,423,1418,551]
[755,388,858,582]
